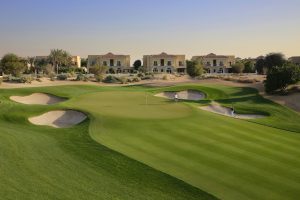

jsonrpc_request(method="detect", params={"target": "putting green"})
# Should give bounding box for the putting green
[1,84,300,200]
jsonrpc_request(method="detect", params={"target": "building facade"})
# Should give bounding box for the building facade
[289,57,300,66]
[143,52,186,73]
[87,53,131,73]
[192,53,235,73]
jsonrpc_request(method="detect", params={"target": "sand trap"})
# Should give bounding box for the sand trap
[29,110,87,128]
[155,90,205,101]
[200,101,265,119]
[10,93,66,105]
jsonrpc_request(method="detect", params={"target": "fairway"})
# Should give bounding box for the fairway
[1,84,300,200]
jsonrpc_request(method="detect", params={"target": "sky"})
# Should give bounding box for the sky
[0,0,299,61]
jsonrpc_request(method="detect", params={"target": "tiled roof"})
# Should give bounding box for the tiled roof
[145,52,185,58]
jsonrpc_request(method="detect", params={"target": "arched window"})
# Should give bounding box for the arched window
[166,68,172,74]
[153,68,158,73]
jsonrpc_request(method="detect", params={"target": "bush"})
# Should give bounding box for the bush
[186,60,204,77]
[95,74,104,82]
[162,75,168,80]
[141,75,153,80]
[132,77,140,82]
[137,73,144,78]
[231,62,245,73]
[119,76,128,84]
[76,73,85,81]
[49,72,56,81]
[57,74,68,80]
[103,75,120,83]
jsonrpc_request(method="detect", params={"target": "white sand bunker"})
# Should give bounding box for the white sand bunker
[155,90,205,101]
[10,93,66,105]
[200,101,265,119]
[29,110,87,128]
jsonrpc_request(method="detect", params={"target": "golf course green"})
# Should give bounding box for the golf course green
[1,84,300,200]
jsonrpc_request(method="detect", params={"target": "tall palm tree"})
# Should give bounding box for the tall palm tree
[49,49,71,74]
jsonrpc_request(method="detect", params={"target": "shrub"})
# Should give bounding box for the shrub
[95,74,104,82]
[137,73,144,78]
[186,60,204,77]
[76,73,85,81]
[141,75,153,80]
[119,76,128,84]
[103,75,120,83]
[132,77,140,82]
[57,74,68,80]
[49,72,56,81]
[231,62,245,73]
[162,75,168,80]
[36,78,42,82]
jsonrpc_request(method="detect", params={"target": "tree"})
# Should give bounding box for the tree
[0,53,26,77]
[186,60,204,77]
[133,60,142,71]
[81,58,87,68]
[255,58,266,74]
[265,53,286,70]
[243,60,255,73]
[231,62,245,73]
[265,63,300,93]
[26,56,37,74]
[89,63,108,82]
[48,49,71,74]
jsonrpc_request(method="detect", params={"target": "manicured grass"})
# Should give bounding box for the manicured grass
[1,84,300,199]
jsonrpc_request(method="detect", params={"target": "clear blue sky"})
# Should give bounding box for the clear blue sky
[0,0,299,61]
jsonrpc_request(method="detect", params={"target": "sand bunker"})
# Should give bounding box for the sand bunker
[155,90,205,101]
[200,101,265,119]
[10,93,66,105]
[29,110,87,128]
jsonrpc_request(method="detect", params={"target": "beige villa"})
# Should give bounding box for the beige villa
[87,53,131,73]
[143,52,186,74]
[192,53,235,73]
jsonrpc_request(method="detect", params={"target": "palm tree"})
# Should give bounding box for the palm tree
[26,56,36,75]
[48,49,71,74]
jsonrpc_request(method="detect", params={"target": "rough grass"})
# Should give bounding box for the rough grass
[1,84,300,200]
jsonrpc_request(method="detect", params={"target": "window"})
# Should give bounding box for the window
[167,61,172,66]
[166,68,172,74]
[154,61,158,66]
[117,68,122,73]
[213,60,217,66]
[206,62,211,66]
[110,59,114,67]
[213,69,216,73]
[229,62,232,66]
[117,61,121,66]
[161,69,164,72]
[160,59,165,66]
[220,61,224,66]
[103,61,107,66]
[91,61,96,66]
[179,61,183,66]
[153,68,158,73]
